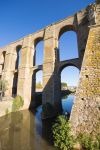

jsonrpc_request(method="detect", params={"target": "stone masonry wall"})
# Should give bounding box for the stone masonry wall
[70,25,100,136]
[0,2,99,124]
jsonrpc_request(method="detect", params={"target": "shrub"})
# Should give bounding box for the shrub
[61,82,67,90]
[52,115,75,150]
[36,82,43,89]
[52,115,100,150]
[0,80,8,97]
[77,133,100,150]
[12,95,24,112]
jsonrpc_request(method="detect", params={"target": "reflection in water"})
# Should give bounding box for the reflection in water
[0,94,74,150]
[0,108,57,150]
[62,94,75,114]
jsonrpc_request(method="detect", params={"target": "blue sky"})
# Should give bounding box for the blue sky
[0,0,95,47]
[0,0,95,86]
[59,31,78,61]
[61,66,80,86]
[35,31,79,86]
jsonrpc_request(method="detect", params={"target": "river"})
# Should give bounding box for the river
[0,94,74,150]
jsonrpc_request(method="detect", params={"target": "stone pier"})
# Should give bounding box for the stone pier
[0,1,99,135]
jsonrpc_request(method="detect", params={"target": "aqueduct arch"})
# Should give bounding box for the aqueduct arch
[15,45,22,69]
[58,24,77,39]
[0,2,100,136]
[59,63,80,74]
[59,31,78,61]
[30,66,43,108]
[33,37,44,66]
[59,64,80,104]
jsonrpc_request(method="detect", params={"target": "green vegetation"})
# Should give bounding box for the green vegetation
[0,80,8,97]
[36,81,42,89]
[5,95,24,115]
[61,82,67,90]
[52,115,75,150]
[77,133,100,150]
[62,95,68,100]
[12,95,24,112]
[52,115,100,150]
[96,0,100,4]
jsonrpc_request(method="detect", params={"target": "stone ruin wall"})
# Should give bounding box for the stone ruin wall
[0,1,100,136]
[70,2,100,136]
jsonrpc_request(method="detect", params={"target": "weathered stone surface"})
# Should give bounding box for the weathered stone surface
[0,2,99,136]
[70,25,100,136]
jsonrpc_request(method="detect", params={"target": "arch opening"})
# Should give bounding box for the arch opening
[0,75,2,80]
[58,25,76,39]
[12,72,18,97]
[33,39,44,66]
[59,30,78,61]
[60,66,80,115]
[15,45,22,70]
[2,51,6,70]
[31,70,43,108]
[61,66,79,88]
[35,70,43,93]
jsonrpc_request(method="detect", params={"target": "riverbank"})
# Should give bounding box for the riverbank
[0,97,13,117]
[0,96,27,117]
[0,92,75,118]
[0,93,76,150]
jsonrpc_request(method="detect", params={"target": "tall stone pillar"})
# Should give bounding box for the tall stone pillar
[42,26,61,117]
[0,65,2,75]
[70,24,100,136]
[2,46,16,97]
[17,36,33,109]
[70,1,100,137]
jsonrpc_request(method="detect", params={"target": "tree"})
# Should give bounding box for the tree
[36,81,42,89]
[61,82,67,90]
[96,0,100,4]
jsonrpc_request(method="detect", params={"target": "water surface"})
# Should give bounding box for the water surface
[0,109,57,150]
[62,94,75,114]
[0,94,74,150]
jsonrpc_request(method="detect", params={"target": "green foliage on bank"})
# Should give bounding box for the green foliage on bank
[0,80,8,94]
[5,95,24,115]
[36,82,42,89]
[52,115,75,150]
[12,95,24,112]
[52,115,100,150]
[61,82,67,90]
[77,133,100,150]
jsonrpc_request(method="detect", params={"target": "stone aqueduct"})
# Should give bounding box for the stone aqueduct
[0,2,100,135]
